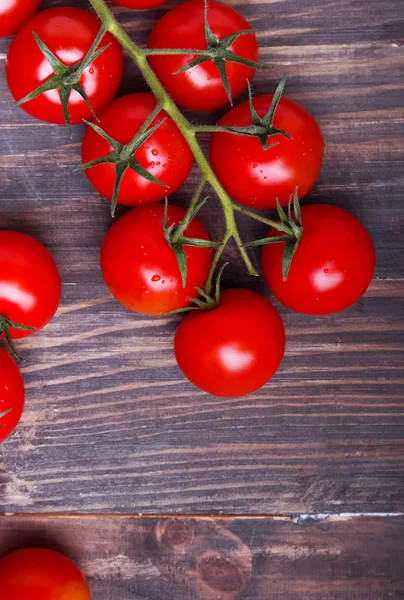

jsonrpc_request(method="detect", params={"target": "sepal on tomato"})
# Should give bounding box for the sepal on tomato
[245,189,303,279]
[0,315,35,360]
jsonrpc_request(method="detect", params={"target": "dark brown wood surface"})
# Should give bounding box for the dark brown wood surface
[1,514,403,599]
[0,0,403,520]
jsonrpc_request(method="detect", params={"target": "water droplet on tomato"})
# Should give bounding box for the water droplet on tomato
[162,163,167,168]
[151,274,161,282]
[324,268,329,273]
[150,161,155,167]
[89,68,94,75]
[156,161,161,166]
[152,149,159,156]
[162,280,165,284]
[253,164,257,168]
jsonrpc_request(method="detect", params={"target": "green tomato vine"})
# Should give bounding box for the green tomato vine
[88,0,290,294]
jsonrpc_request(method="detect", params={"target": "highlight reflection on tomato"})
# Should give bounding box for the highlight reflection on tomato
[0,548,91,600]
[0,231,61,338]
[0,0,40,38]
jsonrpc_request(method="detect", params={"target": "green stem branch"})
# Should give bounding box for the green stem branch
[89,0,258,279]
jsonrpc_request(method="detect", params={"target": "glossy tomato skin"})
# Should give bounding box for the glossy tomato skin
[112,0,168,8]
[101,204,213,316]
[0,0,40,38]
[0,231,61,338]
[0,548,91,600]
[148,0,258,111]
[175,289,285,397]
[0,349,24,443]
[262,204,376,315]
[82,94,193,207]
[6,7,124,125]
[210,95,324,209]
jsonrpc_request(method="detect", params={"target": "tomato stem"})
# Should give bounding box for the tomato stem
[89,0,259,281]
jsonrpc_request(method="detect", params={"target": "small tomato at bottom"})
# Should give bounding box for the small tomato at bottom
[0,548,90,600]
[100,204,213,316]
[0,349,24,443]
[174,289,285,397]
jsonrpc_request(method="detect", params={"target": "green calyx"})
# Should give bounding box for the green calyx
[18,25,110,132]
[163,197,218,288]
[81,104,168,217]
[0,315,35,360]
[167,262,228,316]
[246,189,303,279]
[0,408,12,424]
[215,75,293,150]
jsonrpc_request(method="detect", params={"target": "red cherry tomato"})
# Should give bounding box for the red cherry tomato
[148,0,259,111]
[111,0,168,8]
[82,94,193,208]
[0,0,40,38]
[0,548,91,600]
[6,7,124,125]
[210,95,324,209]
[0,349,24,443]
[101,204,213,316]
[175,289,285,397]
[262,204,376,315]
[0,231,61,338]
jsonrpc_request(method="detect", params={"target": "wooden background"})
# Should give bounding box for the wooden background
[0,0,403,597]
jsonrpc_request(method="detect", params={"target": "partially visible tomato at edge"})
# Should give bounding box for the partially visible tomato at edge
[101,204,213,316]
[0,231,61,338]
[6,7,124,125]
[0,349,24,444]
[174,289,285,397]
[210,94,324,209]
[148,0,259,111]
[0,548,91,600]
[82,93,194,208]
[0,0,40,38]
[262,204,376,315]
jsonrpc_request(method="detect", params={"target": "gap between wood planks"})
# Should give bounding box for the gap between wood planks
[1,512,403,523]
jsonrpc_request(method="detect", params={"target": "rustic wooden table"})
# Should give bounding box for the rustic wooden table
[0,0,403,598]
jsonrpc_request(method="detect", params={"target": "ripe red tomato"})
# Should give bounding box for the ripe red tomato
[262,204,376,315]
[0,231,61,338]
[0,0,40,38]
[101,204,213,316]
[81,94,193,208]
[148,0,259,111]
[0,349,24,444]
[112,0,168,8]
[210,95,324,209]
[6,7,124,125]
[175,289,285,397]
[0,548,91,600]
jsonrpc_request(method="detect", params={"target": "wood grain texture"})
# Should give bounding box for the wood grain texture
[0,0,403,514]
[1,514,403,599]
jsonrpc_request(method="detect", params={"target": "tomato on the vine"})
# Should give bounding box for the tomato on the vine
[81,93,194,210]
[262,204,376,315]
[210,92,324,209]
[0,548,91,600]
[148,0,259,111]
[0,0,40,38]
[112,0,169,8]
[0,349,24,444]
[0,231,61,339]
[175,289,285,397]
[101,204,213,316]
[6,7,124,125]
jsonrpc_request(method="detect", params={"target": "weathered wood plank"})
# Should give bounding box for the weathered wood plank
[0,0,403,513]
[1,514,403,599]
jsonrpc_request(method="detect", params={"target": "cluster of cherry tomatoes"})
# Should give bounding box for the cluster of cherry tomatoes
[1,0,375,452]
